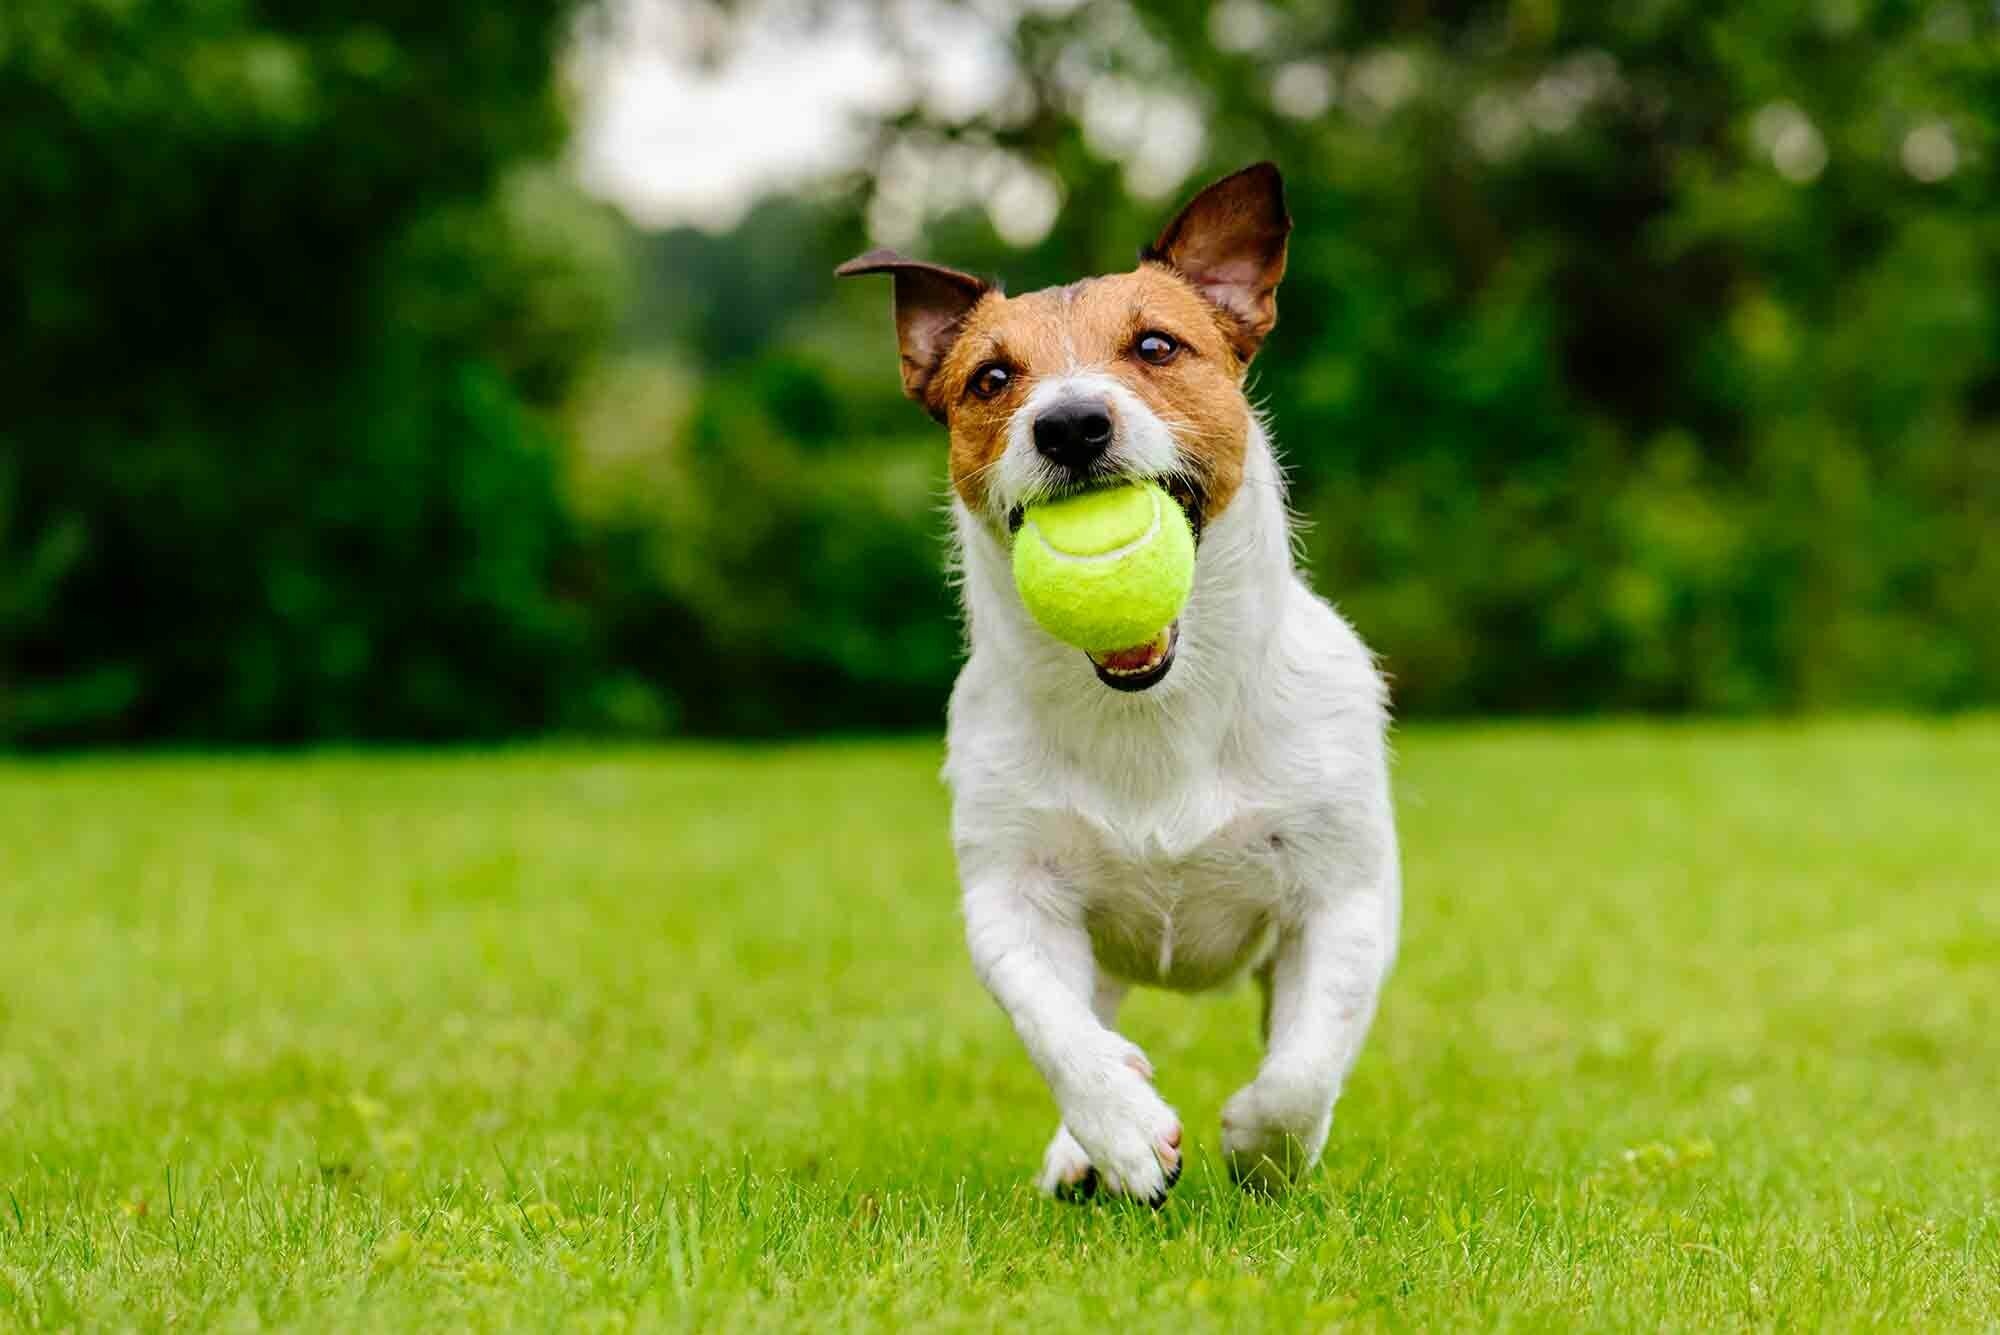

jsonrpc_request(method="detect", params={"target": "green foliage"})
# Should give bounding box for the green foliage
[616,0,1999,724]
[566,346,961,735]
[5,0,1996,740]
[0,0,617,743]
[2,723,1998,1324]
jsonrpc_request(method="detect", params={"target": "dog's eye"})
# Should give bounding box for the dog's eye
[970,362,1013,399]
[1134,331,1180,365]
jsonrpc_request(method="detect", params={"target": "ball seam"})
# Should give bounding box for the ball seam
[1021,488,1163,565]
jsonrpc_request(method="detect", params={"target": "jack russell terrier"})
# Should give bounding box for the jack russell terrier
[838,163,1399,1204]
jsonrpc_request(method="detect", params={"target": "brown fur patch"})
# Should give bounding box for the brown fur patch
[937,266,1253,523]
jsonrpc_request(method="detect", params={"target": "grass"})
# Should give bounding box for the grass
[1,719,1997,1331]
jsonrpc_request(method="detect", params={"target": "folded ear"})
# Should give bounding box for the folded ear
[835,249,993,420]
[1142,162,1291,361]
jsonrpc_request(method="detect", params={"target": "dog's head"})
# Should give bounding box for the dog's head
[838,163,1290,689]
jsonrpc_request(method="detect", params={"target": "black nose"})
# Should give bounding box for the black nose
[1032,398,1114,470]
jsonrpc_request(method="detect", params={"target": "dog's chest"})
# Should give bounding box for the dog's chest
[1054,798,1296,991]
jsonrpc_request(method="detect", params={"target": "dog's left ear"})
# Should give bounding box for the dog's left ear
[1143,162,1291,362]
[835,249,993,421]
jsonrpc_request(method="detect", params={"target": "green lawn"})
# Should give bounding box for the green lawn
[2,720,1997,1331]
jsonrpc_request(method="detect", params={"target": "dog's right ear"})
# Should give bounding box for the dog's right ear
[836,249,993,421]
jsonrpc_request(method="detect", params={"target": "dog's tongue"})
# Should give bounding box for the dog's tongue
[1089,630,1171,675]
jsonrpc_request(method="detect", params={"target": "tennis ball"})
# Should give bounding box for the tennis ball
[1012,481,1196,652]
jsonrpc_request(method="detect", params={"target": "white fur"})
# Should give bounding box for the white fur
[944,410,1401,1200]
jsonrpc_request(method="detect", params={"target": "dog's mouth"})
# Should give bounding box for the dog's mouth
[1006,476,1203,695]
[1088,624,1178,692]
[1005,475,1206,543]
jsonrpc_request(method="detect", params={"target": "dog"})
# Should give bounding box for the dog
[838,163,1399,1203]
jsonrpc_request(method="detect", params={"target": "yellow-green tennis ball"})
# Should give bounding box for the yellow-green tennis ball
[1012,481,1196,652]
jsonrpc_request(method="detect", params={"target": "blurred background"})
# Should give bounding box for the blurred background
[4,0,1995,747]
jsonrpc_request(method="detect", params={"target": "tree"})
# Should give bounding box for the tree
[619,0,2000,719]
[1,0,620,742]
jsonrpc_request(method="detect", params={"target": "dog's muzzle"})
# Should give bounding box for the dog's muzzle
[1008,478,1204,694]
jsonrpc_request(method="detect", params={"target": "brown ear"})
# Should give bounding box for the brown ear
[1142,162,1291,361]
[835,249,993,421]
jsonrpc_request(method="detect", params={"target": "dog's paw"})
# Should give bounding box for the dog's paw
[1221,1069,1331,1193]
[1057,1039,1182,1207]
[1036,1125,1097,1201]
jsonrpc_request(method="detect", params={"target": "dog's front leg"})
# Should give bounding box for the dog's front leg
[962,869,1181,1204]
[1223,877,1397,1191]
